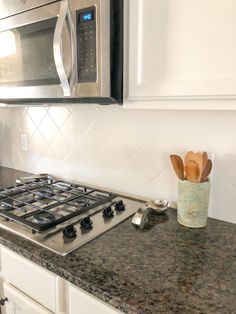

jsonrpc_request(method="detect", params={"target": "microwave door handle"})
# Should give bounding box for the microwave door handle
[53,0,75,96]
[67,0,76,93]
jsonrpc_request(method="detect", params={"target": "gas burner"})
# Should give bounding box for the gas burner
[1,198,13,210]
[33,212,56,225]
[0,175,146,255]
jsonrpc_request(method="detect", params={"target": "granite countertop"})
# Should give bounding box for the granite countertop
[0,167,235,314]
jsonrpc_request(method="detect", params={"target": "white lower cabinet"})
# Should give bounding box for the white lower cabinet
[1,246,58,313]
[0,246,124,314]
[3,283,52,314]
[68,285,122,314]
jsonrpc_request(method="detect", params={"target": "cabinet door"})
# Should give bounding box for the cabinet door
[1,246,57,312]
[2,282,52,314]
[125,0,236,109]
[68,285,122,314]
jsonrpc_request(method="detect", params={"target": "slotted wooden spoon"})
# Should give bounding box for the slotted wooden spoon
[170,155,184,180]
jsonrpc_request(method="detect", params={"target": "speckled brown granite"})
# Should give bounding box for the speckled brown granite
[0,167,30,188]
[0,167,235,314]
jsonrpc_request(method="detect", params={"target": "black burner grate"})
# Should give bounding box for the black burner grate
[0,178,115,232]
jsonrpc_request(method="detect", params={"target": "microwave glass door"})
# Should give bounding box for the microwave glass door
[0,1,73,98]
[0,19,60,86]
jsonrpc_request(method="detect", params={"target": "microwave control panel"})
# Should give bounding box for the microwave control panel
[77,7,97,83]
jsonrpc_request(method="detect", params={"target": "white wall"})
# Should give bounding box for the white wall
[0,105,236,224]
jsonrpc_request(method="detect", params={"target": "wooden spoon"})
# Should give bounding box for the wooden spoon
[185,160,200,183]
[201,159,212,182]
[185,151,205,182]
[184,151,195,165]
[170,155,184,180]
[184,151,195,179]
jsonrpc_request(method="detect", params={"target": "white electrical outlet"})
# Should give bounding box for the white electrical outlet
[20,134,28,152]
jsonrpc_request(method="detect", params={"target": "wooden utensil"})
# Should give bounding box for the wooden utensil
[185,160,200,183]
[201,159,212,182]
[170,155,184,180]
[185,151,205,182]
[202,151,208,173]
[184,151,195,165]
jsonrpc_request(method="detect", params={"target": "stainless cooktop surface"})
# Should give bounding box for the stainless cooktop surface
[0,175,145,255]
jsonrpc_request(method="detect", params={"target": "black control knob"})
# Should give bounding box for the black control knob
[63,224,77,238]
[115,200,125,211]
[103,206,114,218]
[80,217,93,230]
[0,297,8,306]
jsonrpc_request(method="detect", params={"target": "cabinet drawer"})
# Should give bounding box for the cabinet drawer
[1,247,57,312]
[3,282,53,314]
[69,284,123,314]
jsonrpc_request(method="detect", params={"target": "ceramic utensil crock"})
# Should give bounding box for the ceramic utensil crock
[177,180,210,228]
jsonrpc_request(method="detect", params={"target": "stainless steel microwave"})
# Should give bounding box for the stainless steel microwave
[0,0,123,104]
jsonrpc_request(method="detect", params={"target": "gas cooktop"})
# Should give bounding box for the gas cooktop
[0,175,145,255]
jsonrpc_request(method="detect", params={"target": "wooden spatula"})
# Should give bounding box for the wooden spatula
[185,160,200,183]
[201,159,212,182]
[170,155,184,180]
[202,152,208,170]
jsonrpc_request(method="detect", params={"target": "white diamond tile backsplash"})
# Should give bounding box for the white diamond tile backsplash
[0,105,236,224]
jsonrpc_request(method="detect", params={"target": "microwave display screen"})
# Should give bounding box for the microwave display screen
[80,11,94,23]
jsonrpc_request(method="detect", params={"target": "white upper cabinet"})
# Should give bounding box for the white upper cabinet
[124,0,236,109]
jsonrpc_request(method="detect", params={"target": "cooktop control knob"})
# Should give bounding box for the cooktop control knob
[103,206,114,218]
[63,224,77,238]
[80,217,93,230]
[115,200,125,211]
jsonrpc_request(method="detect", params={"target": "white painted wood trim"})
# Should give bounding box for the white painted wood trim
[55,276,67,314]
[124,99,236,110]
